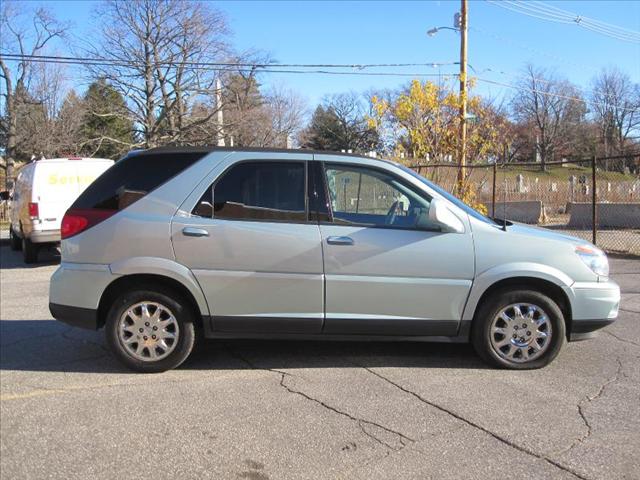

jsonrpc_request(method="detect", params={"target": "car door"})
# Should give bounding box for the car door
[316,158,475,336]
[172,156,325,334]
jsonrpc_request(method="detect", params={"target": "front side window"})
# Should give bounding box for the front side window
[324,164,439,230]
[212,161,306,222]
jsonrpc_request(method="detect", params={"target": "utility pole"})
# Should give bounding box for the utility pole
[457,0,468,193]
[215,78,225,147]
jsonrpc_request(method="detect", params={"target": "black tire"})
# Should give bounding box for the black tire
[471,289,566,370]
[22,237,38,263]
[9,227,21,251]
[105,287,196,373]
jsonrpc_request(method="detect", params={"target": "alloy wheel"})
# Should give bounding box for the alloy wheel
[118,301,179,362]
[489,303,552,363]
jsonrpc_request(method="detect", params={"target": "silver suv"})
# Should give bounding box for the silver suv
[49,147,620,372]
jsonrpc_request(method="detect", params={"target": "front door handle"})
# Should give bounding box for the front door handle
[182,227,209,237]
[327,236,354,246]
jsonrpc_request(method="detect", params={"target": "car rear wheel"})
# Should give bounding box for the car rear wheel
[9,227,21,251]
[22,237,38,263]
[471,289,565,369]
[105,288,196,373]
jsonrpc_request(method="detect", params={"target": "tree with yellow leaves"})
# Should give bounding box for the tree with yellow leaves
[369,79,505,213]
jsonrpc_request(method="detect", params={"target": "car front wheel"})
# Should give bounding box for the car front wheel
[471,289,566,369]
[105,288,196,373]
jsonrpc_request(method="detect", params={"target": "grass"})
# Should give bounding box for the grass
[498,165,636,181]
[414,164,637,186]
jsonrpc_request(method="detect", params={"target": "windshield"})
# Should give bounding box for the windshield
[396,163,496,225]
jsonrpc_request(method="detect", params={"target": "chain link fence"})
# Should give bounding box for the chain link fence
[409,153,640,256]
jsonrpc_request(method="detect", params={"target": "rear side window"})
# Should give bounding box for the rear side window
[71,152,207,211]
[212,161,306,222]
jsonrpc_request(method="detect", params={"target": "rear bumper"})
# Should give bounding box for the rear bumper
[30,229,61,243]
[49,302,99,330]
[49,263,116,329]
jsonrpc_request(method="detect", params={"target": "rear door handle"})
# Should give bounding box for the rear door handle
[182,227,209,237]
[327,236,354,246]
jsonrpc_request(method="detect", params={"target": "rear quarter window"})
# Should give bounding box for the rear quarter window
[71,151,207,211]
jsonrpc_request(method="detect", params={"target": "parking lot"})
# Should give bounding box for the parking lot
[1,244,639,480]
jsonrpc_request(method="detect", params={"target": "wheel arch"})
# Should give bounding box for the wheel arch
[472,277,571,325]
[97,273,206,330]
[462,264,574,339]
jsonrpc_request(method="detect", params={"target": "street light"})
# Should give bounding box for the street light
[427,26,459,37]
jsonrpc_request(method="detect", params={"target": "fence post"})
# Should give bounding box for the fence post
[491,161,497,217]
[592,155,597,246]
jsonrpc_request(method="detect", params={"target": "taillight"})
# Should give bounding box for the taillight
[61,208,115,239]
[28,202,39,218]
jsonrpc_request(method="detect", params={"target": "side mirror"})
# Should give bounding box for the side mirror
[428,198,465,233]
[0,191,9,201]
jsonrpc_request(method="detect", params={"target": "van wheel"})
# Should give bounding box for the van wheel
[105,287,196,373]
[471,289,565,369]
[22,237,38,263]
[9,228,22,251]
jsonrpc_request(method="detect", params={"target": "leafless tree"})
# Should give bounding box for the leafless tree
[511,65,585,170]
[84,0,230,147]
[0,1,68,186]
[261,86,307,147]
[591,67,640,159]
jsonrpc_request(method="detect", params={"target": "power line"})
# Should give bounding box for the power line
[470,25,598,77]
[487,0,640,44]
[476,76,639,113]
[0,52,459,70]
[494,0,640,42]
[1,52,636,113]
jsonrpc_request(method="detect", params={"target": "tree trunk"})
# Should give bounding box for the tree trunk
[3,89,17,189]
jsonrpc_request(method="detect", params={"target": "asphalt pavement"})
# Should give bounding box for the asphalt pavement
[1,245,639,480]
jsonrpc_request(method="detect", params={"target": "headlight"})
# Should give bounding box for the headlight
[575,245,609,277]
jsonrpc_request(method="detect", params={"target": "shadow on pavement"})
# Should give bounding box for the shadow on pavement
[0,319,486,373]
[0,244,60,269]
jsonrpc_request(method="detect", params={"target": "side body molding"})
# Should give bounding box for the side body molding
[109,256,211,317]
[461,262,574,322]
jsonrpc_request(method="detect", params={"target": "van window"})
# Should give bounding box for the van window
[71,151,207,211]
[324,164,438,230]
[212,162,306,222]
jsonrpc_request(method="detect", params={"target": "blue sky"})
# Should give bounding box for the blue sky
[22,0,640,107]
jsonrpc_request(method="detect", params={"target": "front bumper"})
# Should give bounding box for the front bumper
[566,280,620,341]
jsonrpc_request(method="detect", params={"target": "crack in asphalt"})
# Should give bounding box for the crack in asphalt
[619,307,640,315]
[603,330,640,348]
[278,372,414,452]
[555,358,624,458]
[222,343,414,452]
[358,365,591,480]
[221,342,291,378]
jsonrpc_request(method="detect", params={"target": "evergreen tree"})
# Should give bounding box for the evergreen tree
[82,79,134,158]
[56,90,86,156]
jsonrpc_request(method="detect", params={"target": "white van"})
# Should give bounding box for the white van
[9,157,114,263]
